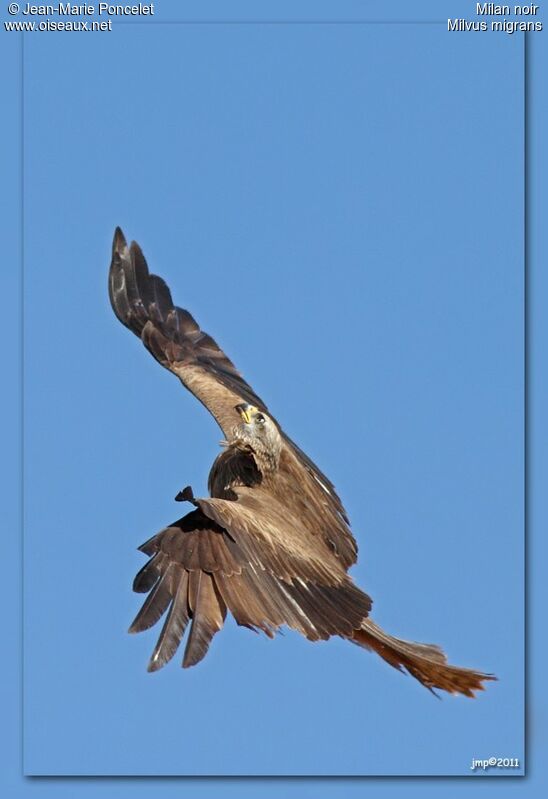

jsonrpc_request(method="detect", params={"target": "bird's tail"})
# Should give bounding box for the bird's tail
[352,618,496,697]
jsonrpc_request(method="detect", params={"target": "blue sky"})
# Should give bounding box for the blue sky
[5,0,547,794]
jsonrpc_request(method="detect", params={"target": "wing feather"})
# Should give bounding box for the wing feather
[147,569,191,672]
[128,562,175,633]
[183,572,226,668]
[129,506,372,669]
[132,551,165,593]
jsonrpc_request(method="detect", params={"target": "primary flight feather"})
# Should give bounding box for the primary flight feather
[109,227,495,697]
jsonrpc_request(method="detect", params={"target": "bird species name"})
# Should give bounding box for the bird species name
[448,2,543,32]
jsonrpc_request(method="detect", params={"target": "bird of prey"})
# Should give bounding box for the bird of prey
[108,227,494,697]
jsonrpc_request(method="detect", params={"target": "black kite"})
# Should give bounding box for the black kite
[108,228,495,697]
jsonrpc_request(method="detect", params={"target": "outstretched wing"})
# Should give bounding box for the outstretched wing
[130,505,372,671]
[109,227,266,435]
[132,499,493,696]
[109,227,357,568]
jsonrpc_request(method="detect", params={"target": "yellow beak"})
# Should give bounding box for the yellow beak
[235,403,256,424]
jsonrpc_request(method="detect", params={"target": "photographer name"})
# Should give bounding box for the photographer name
[21,2,155,15]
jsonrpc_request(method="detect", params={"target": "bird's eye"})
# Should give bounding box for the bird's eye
[255,413,265,425]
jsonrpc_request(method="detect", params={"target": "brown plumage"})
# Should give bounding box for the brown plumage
[109,227,495,697]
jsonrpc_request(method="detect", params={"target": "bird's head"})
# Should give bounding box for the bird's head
[233,403,282,471]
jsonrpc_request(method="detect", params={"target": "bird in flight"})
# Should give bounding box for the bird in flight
[108,228,495,697]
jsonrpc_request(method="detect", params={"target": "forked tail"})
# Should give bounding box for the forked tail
[352,619,496,697]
